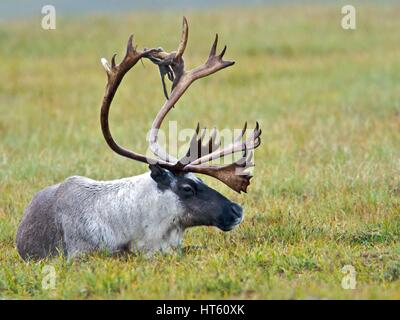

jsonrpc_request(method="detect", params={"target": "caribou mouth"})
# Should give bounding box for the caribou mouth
[217,216,244,232]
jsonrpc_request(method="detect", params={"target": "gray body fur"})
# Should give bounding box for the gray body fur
[16,173,186,260]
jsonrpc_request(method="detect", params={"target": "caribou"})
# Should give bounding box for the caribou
[16,17,261,260]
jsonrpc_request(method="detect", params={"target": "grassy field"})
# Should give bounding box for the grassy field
[0,4,399,299]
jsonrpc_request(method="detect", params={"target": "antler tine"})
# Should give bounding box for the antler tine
[208,127,220,153]
[176,123,200,166]
[190,32,235,78]
[209,34,218,57]
[102,35,140,77]
[175,16,189,61]
[235,122,247,143]
[126,34,134,54]
[250,121,262,147]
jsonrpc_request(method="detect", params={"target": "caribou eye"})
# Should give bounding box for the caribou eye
[181,184,195,196]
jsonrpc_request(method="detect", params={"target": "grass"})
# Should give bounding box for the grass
[0,3,399,299]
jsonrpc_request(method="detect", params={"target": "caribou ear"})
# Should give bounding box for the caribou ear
[149,164,173,189]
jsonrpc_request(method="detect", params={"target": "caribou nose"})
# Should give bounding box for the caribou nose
[230,204,243,218]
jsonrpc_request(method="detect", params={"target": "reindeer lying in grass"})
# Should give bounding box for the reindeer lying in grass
[16,17,261,260]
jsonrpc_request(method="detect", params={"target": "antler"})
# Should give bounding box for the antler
[100,35,174,168]
[145,17,262,193]
[99,18,261,193]
[147,17,235,161]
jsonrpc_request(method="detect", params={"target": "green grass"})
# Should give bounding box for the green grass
[0,4,399,299]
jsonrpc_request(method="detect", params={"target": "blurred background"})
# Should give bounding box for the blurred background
[0,1,335,19]
[0,0,399,299]
[1,0,398,19]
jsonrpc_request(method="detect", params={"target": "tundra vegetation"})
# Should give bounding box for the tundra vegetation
[0,4,399,299]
